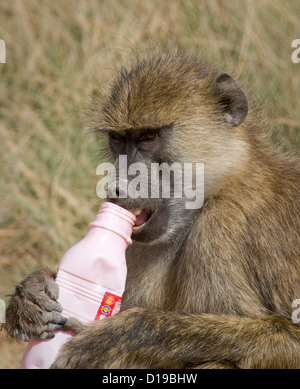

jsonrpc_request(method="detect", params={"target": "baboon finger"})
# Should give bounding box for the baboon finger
[44,278,60,300]
[42,311,67,326]
[39,331,55,340]
[26,290,63,312]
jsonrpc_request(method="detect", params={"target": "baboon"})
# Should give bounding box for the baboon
[5,47,300,369]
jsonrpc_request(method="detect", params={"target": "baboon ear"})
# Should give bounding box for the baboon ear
[211,72,248,126]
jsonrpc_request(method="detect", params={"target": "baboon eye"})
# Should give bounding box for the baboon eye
[139,130,158,143]
[109,131,125,144]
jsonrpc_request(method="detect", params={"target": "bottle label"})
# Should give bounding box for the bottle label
[94,292,122,320]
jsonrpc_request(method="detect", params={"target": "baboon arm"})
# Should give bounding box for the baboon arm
[178,313,300,369]
[51,307,300,369]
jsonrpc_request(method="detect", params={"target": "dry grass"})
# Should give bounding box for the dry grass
[0,0,299,368]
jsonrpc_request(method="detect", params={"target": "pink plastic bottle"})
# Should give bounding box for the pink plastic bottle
[21,202,136,369]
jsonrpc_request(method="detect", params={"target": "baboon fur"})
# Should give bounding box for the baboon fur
[6,46,300,368]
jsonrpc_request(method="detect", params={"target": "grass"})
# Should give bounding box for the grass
[0,0,299,368]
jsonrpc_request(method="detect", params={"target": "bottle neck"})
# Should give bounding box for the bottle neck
[88,224,131,246]
[89,202,136,245]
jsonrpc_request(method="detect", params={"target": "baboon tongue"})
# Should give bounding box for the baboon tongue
[133,210,150,226]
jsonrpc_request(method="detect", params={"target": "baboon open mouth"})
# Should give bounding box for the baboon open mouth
[131,208,153,231]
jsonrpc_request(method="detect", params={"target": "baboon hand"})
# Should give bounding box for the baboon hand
[5,268,67,341]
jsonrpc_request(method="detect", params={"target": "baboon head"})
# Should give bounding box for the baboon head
[92,48,249,245]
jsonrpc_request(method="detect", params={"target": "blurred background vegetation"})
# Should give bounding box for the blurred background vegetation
[0,0,299,368]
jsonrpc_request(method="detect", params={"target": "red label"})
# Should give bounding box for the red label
[94,292,122,320]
